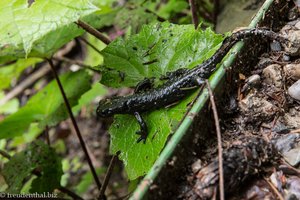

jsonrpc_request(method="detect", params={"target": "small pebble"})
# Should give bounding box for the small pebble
[242,74,261,92]
[283,54,290,62]
[283,148,300,166]
[191,159,202,174]
[262,64,283,88]
[284,63,300,80]
[295,21,300,30]
[283,29,300,56]
[270,41,281,51]
[288,80,300,101]
[272,134,300,153]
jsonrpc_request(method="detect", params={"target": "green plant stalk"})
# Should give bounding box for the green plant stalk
[130,0,274,199]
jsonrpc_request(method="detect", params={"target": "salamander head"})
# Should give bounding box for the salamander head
[97,98,125,117]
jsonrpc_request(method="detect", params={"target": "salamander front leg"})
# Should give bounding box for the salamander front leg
[134,112,148,144]
[134,78,153,93]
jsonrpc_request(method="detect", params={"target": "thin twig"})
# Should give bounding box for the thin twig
[145,9,166,22]
[0,64,51,106]
[98,152,120,200]
[290,128,300,133]
[189,0,199,29]
[52,56,98,72]
[264,177,284,200]
[46,59,103,191]
[206,80,224,200]
[45,125,50,146]
[0,60,17,67]
[78,37,103,55]
[76,20,111,45]
[0,149,11,159]
[213,0,219,28]
[0,149,83,199]
[58,186,84,200]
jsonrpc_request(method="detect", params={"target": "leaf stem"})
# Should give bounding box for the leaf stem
[46,59,103,191]
[213,0,219,28]
[76,20,111,45]
[45,125,50,145]
[98,152,120,200]
[52,56,98,72]
[189,0,199,29]
[78,37,103,55]
[58,186,84,200]
[0,149,11,159]
[206,80,224,200]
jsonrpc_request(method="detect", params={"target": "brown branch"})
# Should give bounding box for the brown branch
[58,186,84,200]
[0,149,11,159]
[213,0,219,28]
[189,0,199,29]
[45,126,50,146]
[98,152,120,200]
[290,128,300,133]
[0,64,51,106]
[52,56,98,72]
[264,177,284,200]
[206,80,224,200]
[76,20,111,45]
[46,59,103,191]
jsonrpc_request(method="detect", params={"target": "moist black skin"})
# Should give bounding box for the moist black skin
[97,29,286,143]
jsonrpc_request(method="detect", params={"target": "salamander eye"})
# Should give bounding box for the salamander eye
[97,108,108,117]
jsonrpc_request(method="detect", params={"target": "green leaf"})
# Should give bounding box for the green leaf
[2,141,62,193]
[73,82,108,113]
[0,58,42,90]
[103,22,224,179]
[9,123,43,147]
[156,0,189,19]
[114,6,157,34]
[0,70,91,139]
[0,0,98,62]
[110,93,197,179]
[0,93,19,114]
[84,34,106,68]
[101,22,224,88]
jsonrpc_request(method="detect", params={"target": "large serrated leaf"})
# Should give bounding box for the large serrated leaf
[2,141,62,193]
[110,93,197,179]
[0,0,98,62]
[102,22,224,179]
[0,70,91,139]
[101,22,223,88]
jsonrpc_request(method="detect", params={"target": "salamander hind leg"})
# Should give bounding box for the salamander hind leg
[179,76,205,91]
[134,112,148,144]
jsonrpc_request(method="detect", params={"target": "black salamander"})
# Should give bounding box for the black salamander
[97,29,287,143]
